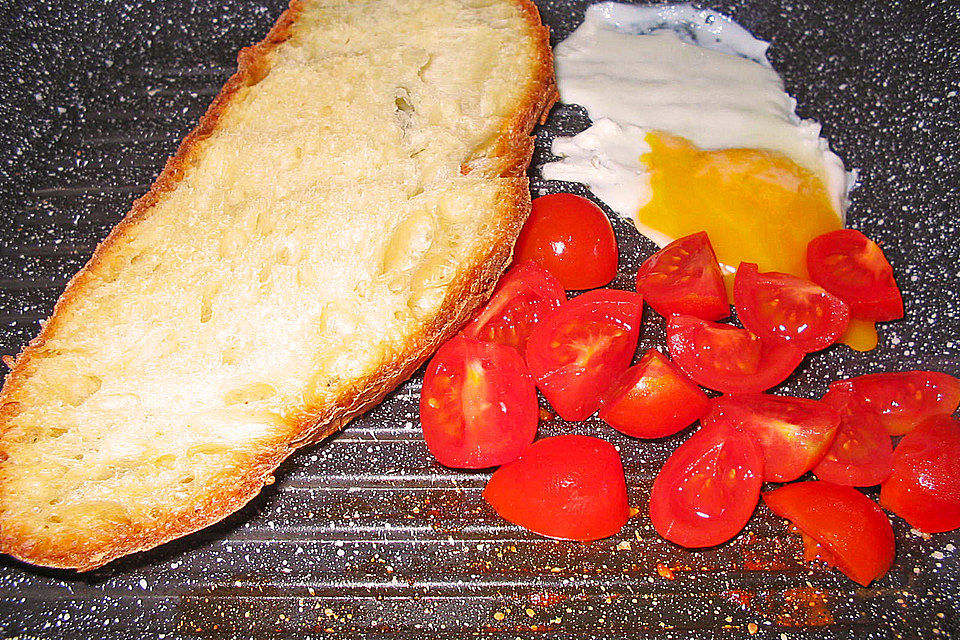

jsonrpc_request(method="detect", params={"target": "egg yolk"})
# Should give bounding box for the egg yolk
[839,318,879,352]
[637,132,843,293]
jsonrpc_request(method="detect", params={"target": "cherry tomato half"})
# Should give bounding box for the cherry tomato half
[763,481,895,586]
[880,415,960,533]
[514,193,619,290]
[702,394,840,482]
[635,232,729,320]
[650,422,764,548]
[734,262,850,353]
[420,335,537,468]
[462,260,565,354]
[599,348,709,439]
[830,371,960,435]
[483,435,631,541]
[806,228,903,321]
[812,388,893,487]
[665,315,804,394]
[526,289,644,421]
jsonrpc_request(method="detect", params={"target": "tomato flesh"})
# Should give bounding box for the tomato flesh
[483,435,630,541]
[462,260,565,354]
[734,262,850,353]
[812,388,893,486]
[830,371,960,435]
[635,232,729,320]
[806,228,903,321]
[763,480,895,586]
[514,193,619,290]
[702,394,840,482]
[599,349,709,439]
[649,422,764,548]
[666,314,803,394]
[880,415,960,533]
[526,289,644,421]
[420,335,538,468]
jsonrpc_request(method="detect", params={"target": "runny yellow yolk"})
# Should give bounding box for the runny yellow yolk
[636,132,877,350]
[636,132,843,295]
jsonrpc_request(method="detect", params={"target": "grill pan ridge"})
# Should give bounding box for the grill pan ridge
[0,0,958,637]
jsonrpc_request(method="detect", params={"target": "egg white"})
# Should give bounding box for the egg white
[541,2,854,247]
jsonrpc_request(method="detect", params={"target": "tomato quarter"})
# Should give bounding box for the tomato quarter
[830,370,960,435]
[666,314,804,394]
[462,260,565,354]
[483,435,631,541]
[420,335,538,468]
[702,394,840,482]
[514,193,619,290]
[812,388,893,486]
[599,349,709,439]
[806,228,903,321]
[649,422,764,548]
[734,262,850,353]
[526,289,644,421]
[763,481,895,586]
[880,415,960,533]
[635,232,729,320]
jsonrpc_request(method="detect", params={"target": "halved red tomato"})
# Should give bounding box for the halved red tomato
[462,260,565,354]
[649,422,764,548]
[526,289,644,421]
[635,232,729,320]
[599,349,709,439]
[880,415,960,533]
[812,388,893,486]
[702,394,840,482]
[734,262,850,353]
[483,435,631,541]
[513,193,619,290]
[830,371,960,435]
[763,481,895,586]
[420,334,537,468]
[806,228,903,321]
[665,315,804,394]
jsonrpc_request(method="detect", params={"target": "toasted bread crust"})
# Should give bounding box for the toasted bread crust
[0,0,556,570]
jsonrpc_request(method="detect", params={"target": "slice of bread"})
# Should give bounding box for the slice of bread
[0,0,556,570]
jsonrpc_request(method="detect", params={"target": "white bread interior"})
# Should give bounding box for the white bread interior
[0,0,556,570]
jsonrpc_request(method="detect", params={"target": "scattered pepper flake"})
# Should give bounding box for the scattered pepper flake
[657,564,676,580]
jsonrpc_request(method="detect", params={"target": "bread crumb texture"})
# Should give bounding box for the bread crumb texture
[0,0,555,569]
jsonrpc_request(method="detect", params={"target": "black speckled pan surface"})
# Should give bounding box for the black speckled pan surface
[0,0,958,637]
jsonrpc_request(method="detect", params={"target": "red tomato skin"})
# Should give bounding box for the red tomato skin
[514,194,619,290]
[420,335,538,469]
[763,481,895,586]
[462,260,566,354]
[599,349,709,438]
[806,229,903,321]
[830,371,960,435]
[813,389,893,486]
[880,415,960,533]
[525,289,644,421]
[734,262,850,353]
[665,315,804,395]
[635,232,729,320]
[702,394,840,482]
[482,435,630,541]
[649,422,764,548]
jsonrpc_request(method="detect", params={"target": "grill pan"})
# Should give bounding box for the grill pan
[1,0,958,637]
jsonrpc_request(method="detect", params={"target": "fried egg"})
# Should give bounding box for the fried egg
[542,2,855,285]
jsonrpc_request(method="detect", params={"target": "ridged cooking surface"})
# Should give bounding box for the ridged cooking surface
[1,1,958,638]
